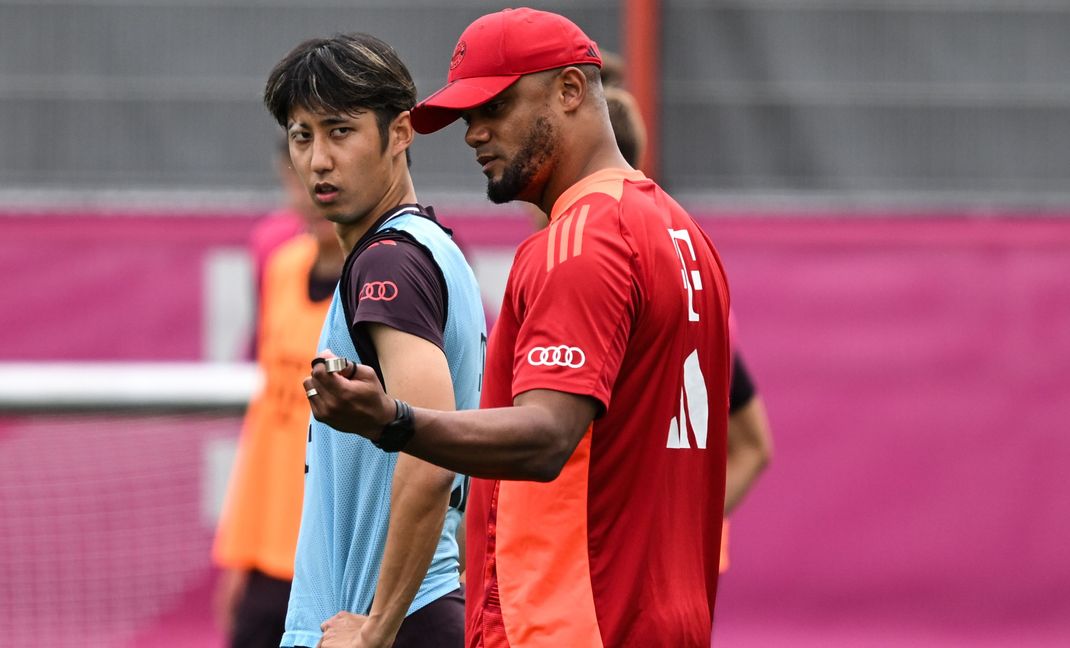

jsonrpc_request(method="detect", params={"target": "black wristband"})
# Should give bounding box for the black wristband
[374,399,415,453]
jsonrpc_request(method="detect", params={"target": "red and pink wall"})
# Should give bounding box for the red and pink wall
[1,210,1067,646]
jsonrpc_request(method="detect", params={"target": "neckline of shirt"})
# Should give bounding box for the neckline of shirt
[549,167,646,222]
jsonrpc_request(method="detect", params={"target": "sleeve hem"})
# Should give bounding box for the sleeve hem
[351,313,445,351]
[511,378,610,413]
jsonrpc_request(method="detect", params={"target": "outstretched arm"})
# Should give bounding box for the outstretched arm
[305,360,599,482]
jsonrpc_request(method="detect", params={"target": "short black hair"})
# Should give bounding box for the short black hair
[264,33,416,154]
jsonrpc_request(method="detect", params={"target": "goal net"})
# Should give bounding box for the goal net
[0,362,259,647]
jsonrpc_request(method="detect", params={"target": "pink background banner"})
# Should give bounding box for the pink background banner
[703,216,1070,645]
[1,212,1068,645]
[0,213,256,360]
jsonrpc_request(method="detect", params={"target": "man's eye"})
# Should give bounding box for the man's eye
[331,127,351,137]
[291,131,310,143]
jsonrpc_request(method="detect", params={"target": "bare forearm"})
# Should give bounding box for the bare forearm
[723,397,773,515]
[725,453,766,515]
[405,404,579,482]
[304,354,599,482]
[366,457,453,640]
[359,326,461,642]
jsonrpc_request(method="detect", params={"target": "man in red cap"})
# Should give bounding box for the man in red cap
[304,8,733,647]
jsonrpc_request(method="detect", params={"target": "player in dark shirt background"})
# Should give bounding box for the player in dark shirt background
[597,54,774,571]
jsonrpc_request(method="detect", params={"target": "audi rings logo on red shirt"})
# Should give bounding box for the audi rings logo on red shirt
[360,281,398,301]
[527,345,586,368]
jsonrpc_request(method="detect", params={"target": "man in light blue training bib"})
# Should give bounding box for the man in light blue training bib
[263,32,485,648]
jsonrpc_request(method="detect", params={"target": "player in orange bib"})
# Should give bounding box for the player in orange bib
[213,188,342,648]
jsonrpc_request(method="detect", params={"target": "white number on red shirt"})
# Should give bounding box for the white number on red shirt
[667,228,703,322]
[666,350,709,449]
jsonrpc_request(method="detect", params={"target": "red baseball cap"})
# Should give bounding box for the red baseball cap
[410,7,602,134]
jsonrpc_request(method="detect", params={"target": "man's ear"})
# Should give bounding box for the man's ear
[390,110,415,156]
[557,66,588,114]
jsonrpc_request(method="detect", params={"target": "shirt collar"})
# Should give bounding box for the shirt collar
[549,168,646,222]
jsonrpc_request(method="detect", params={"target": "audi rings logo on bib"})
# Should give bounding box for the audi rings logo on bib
[360,281,398,302]
[527,345,586,368]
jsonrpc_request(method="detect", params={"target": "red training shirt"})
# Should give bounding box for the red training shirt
[467,168,732,648]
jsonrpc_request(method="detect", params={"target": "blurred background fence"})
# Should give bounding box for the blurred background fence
[2,1,1069,646]
[3,0,1070,205]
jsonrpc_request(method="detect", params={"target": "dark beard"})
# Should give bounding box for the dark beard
[486,116,555,204]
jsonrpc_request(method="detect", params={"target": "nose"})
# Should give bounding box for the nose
[309,137,333,174]
[464,118,490,149]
